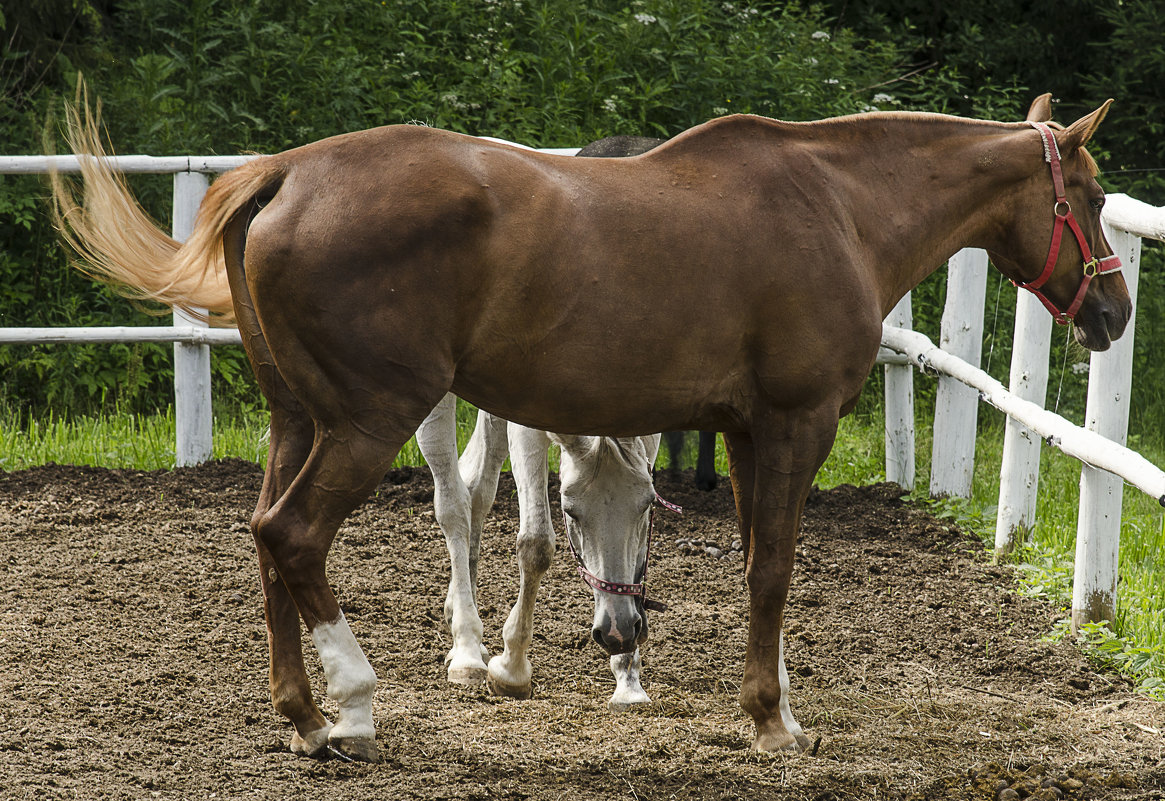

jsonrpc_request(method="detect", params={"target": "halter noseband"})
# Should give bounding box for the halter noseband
[563,491,681,613]
[1014,121,1122,325]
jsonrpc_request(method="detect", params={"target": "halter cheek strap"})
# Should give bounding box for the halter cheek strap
[1016,122,1122,325]
[563,491,680,613]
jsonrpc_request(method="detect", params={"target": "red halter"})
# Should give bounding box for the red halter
[1015,121,1122,325]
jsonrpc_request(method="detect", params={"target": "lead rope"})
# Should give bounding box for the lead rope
[1053,325,1073,416]
[985,272,1005,377]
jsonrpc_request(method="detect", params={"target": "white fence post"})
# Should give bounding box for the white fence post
[1072,225,1142,631]
[994,291,1055,556]
[171,170,212,467]
[929,248,988,498]
[884,293,915,490]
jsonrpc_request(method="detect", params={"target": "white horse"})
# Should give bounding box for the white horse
[415,394,663,710]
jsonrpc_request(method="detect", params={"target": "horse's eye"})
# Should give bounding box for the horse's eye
[1090,197,1105,212]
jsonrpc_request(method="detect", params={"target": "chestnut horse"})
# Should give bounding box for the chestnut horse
[52,93,1129,761]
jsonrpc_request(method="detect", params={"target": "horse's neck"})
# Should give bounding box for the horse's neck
[824,115,1032,314]
[681,114,1030,315]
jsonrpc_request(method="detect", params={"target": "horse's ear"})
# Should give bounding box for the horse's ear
[1055,99,1114,152]
[643,433,662,468]
[1025,93,1053,123]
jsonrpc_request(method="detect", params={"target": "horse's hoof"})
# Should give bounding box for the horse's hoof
[751,729,808,753]
[290,724,332,757]
[608,697,650,712]
[486,673,533,700]
[608,692,651,712]
[327,736,381,763]
[447,665,488,686]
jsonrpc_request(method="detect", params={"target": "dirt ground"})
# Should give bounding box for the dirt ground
[0,459,1162,800]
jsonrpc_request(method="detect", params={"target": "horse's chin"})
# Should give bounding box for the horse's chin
[1073,322,1112,352]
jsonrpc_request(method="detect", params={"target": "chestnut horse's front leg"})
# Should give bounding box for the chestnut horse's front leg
[731,411,837,752]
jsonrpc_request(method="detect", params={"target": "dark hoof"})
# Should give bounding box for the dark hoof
[327,736,380,763]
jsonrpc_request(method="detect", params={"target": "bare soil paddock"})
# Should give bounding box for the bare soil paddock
[1,460,1162,799]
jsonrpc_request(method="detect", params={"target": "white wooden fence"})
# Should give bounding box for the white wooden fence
[2,150,1163,632]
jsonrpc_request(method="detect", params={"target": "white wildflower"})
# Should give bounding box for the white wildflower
[603,97,618,113]
[873,93,895,104]
[811,30,830,41]
[634,12,657,24]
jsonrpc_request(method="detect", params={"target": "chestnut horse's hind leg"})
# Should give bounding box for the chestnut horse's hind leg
[729,411,837,752]
[254,422,404,763]
[252,403,335,757]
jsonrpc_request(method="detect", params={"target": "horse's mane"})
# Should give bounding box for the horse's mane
[653,112,1101,177]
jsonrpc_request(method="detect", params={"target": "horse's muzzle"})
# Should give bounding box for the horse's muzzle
[592,610,646,655]
[1074,294,1131,352]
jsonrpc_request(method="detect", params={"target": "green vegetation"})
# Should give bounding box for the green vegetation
[1,0,1162,692]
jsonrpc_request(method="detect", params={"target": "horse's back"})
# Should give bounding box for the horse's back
[242,118,882,434]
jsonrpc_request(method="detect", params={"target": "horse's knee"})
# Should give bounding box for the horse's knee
[516,533,553,574]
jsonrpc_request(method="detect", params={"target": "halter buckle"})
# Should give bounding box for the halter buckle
[1054,199,1071,218]
[1082,257,1100,278]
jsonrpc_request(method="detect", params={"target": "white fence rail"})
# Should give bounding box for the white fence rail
[3,152,1163,632]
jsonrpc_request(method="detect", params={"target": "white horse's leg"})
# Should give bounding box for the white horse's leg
[416,394,488,685]
[608,648,651,711]
[458,408,509,614]
[311,614,377,745]
[487,425,554,699]
[778,632,806,742]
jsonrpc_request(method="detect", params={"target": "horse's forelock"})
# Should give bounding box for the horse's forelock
[605,437,652,473]
[1042,120,1101,177]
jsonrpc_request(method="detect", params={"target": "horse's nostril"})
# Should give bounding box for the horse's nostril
[592,627,606,649]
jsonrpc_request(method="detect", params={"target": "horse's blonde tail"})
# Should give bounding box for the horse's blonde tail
[49,91,285,326]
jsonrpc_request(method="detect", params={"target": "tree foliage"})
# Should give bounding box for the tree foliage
[0,0,1159,428]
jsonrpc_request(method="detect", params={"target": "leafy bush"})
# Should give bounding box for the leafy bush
[0,0,1156,425]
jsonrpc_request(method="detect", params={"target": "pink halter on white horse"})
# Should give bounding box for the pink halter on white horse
[415,394,663,710]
